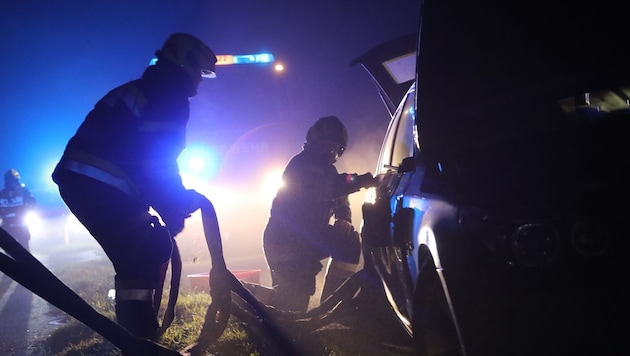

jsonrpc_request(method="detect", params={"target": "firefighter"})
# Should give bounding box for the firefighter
[0,169,37,251]
[263,116,377,313]
[52,33,217,341]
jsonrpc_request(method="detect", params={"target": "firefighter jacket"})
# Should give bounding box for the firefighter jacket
[53,63,193,227]
[0,183,36,229]
[269,148,365,230]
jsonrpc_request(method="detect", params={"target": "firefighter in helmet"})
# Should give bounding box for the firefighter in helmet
[52,33,217,341]
[263,115,377,313]
[0,169,37,251]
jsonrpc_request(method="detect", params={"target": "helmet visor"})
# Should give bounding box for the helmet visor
[201,68,216,79]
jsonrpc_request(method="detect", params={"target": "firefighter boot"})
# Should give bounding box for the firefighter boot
[115,288,159,341]
[320,259,358,303]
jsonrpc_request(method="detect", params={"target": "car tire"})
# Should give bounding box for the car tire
[412,247,462,356]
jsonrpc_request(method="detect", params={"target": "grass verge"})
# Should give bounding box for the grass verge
[41,257,257,356]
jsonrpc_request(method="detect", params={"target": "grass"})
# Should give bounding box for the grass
[42,257,258,356]
[28,241,403,356]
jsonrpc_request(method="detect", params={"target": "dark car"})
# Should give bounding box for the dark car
[355,1,629,355]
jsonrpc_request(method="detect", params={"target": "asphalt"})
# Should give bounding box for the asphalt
[0,225,109,356]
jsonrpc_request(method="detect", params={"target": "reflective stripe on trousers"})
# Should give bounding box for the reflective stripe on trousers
[115,288,154,302]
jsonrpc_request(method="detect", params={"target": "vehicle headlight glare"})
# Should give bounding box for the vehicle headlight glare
[25,211,43,233]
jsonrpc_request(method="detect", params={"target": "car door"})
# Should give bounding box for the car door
[361,82,420,331]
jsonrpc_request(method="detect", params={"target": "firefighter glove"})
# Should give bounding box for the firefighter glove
[162,189,204,236]
[356,172,377,188]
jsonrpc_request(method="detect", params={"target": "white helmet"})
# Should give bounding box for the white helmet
[157,33,217,78]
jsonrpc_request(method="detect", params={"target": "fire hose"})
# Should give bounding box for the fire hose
[0,196,298,355]
[0,226,180,355]
[182,197,298,355]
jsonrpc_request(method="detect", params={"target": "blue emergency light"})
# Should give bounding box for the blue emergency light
[232,53,275,64]
[150,53,274,66]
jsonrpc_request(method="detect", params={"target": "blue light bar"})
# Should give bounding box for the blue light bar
[232,53,275,64]
[150,53,275,67]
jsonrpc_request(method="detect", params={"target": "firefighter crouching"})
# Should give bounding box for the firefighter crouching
[52,33,217,341]
[263,116,377,313]
[0,169,37,251]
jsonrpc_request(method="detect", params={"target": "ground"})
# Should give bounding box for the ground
[0,236,100,356]
[1,226,414,356]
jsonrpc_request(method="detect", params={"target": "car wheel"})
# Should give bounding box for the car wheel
[412,247,462,356]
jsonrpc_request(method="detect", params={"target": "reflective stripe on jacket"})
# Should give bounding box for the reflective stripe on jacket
[58,149,140,198]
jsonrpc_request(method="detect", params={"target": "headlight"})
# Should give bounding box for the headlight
[570,219,608,257]
[460,208,560,268]
[25,211,43,234]
[510,224,559,267]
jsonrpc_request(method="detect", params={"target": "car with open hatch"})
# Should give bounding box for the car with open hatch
[354,1,629,355]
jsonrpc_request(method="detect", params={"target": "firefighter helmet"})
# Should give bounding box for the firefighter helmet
[156,33,217,79]
[4,169,20,188]
[305,116,349,151]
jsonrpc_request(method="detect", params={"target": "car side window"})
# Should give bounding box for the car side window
[391,89,416,168]
[377,85,416,173]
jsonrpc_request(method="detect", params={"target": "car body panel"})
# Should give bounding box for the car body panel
[350,33,417,117]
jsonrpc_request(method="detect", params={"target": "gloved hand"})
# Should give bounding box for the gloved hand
[356,172,377,188]
[162,189,205,236]
[180,189,205,216]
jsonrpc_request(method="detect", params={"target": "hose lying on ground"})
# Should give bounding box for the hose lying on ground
[184,196,385,355]
[182,197,300,355]
[0,195,371,355]
[0,227,182,355]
